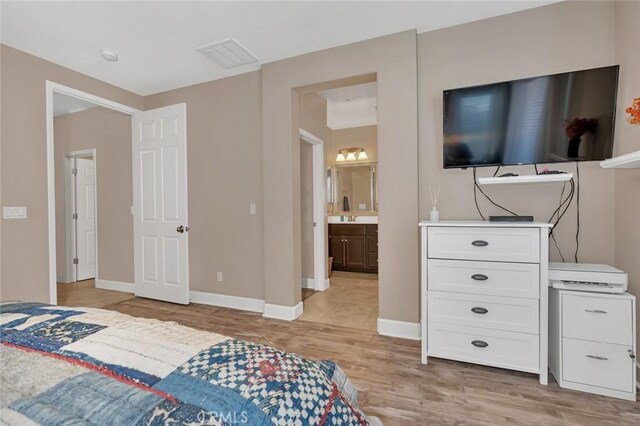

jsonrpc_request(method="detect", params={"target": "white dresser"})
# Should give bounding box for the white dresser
[549,289,636,400]
[419,221,552,384]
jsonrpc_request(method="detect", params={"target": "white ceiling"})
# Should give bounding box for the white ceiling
[53,92,98,118]
[1,1,559,96]
[320,82,377,130]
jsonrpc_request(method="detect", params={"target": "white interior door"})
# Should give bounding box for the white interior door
[75,157,96,280]
[133,103,189,304]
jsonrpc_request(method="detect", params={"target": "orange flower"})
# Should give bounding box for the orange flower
[626,97,640,125]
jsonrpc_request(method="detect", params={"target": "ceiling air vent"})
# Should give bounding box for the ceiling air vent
[196,38,259,69]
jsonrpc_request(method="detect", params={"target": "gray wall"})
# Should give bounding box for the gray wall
[0,45,143,302]
[418,1,616,265]
[54,108,134,284]
[144,72,265,299]
[612,0,640,379]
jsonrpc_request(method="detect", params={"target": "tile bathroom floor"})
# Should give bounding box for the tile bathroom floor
[298,271,378,331]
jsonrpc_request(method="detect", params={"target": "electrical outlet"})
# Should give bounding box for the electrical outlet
[217,272,223,282]
[249,203,256,215]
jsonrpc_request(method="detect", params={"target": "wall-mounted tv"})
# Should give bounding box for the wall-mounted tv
[443,65,619,168]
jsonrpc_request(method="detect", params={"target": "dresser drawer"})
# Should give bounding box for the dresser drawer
[428,323,539,373]
[563,338,635,392]
[428,259,539,298]
[562,294,633,345]
[427,227,540,263]
[428,291,539,334]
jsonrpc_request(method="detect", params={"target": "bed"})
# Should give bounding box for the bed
[0,302,380,425]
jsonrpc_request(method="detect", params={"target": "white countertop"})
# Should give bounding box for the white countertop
[328,215,378,224]
[418,220,553,228]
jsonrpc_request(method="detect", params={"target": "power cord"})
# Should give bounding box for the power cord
[551,182,567,262]
[547,178,575,235]
[473,168,486,220]
[575,162,580,263]
[473,168,519,218]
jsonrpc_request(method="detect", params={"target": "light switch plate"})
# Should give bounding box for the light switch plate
[250,204,256,215]
[3,206,27,219]
[358,203,367,210]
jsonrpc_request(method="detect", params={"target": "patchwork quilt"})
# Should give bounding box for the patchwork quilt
[0,302,380,425]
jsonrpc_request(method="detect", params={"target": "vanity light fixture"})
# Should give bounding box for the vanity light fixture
[336,148,368,162]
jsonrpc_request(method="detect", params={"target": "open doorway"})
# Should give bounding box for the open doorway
[47,83,191,307]
[299,129,329,297]
[298,79,379,331]
[53,91,136,308]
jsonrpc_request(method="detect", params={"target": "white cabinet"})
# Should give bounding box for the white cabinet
[562,294,633,345]
[549,289,636,401]
[420,221,551,385]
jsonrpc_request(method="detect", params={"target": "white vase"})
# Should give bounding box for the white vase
[430,207,440,222]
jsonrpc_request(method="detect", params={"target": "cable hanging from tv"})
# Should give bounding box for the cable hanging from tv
[471,163,580,263]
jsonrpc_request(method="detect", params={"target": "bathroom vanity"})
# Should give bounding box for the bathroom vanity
[328,222,378,274]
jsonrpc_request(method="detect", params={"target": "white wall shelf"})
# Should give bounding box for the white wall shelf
[600,150,640,169]
[478,173,573,185]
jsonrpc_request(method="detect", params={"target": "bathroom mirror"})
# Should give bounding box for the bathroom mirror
[327,162,377,214]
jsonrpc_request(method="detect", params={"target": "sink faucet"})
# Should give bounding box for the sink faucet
[348,215,356,222]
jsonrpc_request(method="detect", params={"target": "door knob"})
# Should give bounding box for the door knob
[177,225,190,233]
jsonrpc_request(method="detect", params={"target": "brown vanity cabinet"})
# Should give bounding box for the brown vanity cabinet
[328,224,378,273]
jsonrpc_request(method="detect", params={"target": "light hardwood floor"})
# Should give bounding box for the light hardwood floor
[57,279,135,308]
[69,292,640,426]
[299,271,378,331]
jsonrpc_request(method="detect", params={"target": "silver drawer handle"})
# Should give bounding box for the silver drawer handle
[586,355,608,361]
[471,307,488,314]
[585,309,607,314]
[471,340,488,348]
[471,240,489,247]
[471,274,488,281]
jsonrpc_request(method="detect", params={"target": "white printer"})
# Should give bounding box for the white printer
[549,262,628,293]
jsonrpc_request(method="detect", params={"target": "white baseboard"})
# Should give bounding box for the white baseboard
[190,291,265,313]
[95,279,134,293]
[301,278,330,291]
[317,278,330,292]
[263,302,304,321]
[377,318,421,340]
[301,278,315,289]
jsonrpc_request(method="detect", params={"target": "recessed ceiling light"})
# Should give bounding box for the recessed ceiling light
[100,49,118,62]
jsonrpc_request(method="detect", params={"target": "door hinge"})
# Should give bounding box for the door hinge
[73,258,79,265]
[71,168,78,175]
[72,213,78,220]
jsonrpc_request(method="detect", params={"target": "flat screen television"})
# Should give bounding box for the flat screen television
[443,65,619,168]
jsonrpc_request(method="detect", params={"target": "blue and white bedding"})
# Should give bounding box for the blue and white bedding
[0,302,380,425]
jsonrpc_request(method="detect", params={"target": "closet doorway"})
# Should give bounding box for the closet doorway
[62,151,97,283]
